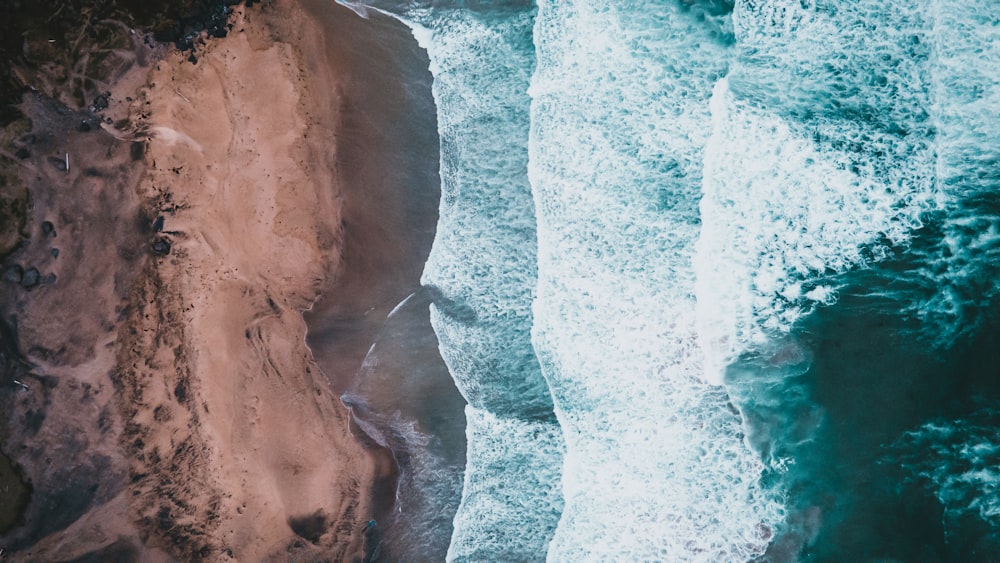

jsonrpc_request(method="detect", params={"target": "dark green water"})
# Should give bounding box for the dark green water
[733,268,1000,561]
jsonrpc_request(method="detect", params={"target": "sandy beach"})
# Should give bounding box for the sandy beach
[0,2,391,560]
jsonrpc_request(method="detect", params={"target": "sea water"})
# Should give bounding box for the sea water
[530,1,783,560]
[701,0,1000,560]
[336,1,566,560]
[405,8,567,561]
[330,0,1000,560]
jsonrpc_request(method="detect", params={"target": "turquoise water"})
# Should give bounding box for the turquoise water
[333,0,1000,560]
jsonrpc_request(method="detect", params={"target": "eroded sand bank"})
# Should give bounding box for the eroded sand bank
[0,2,389,560]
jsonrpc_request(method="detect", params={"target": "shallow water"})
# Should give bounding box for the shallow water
[370,4,567,560]
[298,2,466,559]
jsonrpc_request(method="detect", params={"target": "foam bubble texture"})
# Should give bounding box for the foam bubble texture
[696,0,941,376]
[391,7,566,560]
[530,1,784,559]
[891,408,1000,537]
[905,0,1000,341]
[446,406,565,561]
[404,8,554,418]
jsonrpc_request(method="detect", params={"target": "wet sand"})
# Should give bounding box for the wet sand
[0,2,401,560]
[300,1,441,394]
[296,4,468,558]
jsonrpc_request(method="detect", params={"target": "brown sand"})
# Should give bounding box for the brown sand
[0,2,387,561]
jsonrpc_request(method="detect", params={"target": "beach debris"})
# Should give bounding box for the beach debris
[65,152,70,174]
[12,379,28,391]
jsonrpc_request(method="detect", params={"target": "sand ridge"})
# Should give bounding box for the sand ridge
[0,2,384,559]
[110,4,380,560]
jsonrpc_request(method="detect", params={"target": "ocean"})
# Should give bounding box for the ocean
[314,0,1000,560]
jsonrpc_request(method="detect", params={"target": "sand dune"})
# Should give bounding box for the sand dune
[0,3,387,561]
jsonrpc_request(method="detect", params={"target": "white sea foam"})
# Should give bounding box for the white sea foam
[892,408,1000,534]
[696,0,1000,365]
[335,0,1000,559]
[392,6,566,561]
[446,407,565,561]
[909,0,1000,340]
[333,0,371,19]
[530,2,784,560]
[696,0,941,380]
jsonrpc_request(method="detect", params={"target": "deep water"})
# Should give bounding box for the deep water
[326,0,1000,561]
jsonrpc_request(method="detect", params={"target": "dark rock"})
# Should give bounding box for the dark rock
[156,506,172,531]
[152,215,165,232]
[0,450,31,535]
[288,511,328,544]
[20,267,39,288]
[14,147,29,159]
[91,93,110,112]
[41,273,56,285]
[77,120,92,132]
[130,141,145,161]
[173,380,187,402]
[3,264,23,283]
[21,458,109,543]
[151,237,171,255]
[49,155,69,172]
[24,409,45,434]
[41,220,55,237]
[187,53,198,65]
[51,248,59,258]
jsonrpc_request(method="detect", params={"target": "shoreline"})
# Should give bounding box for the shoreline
[293,3,465,558]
